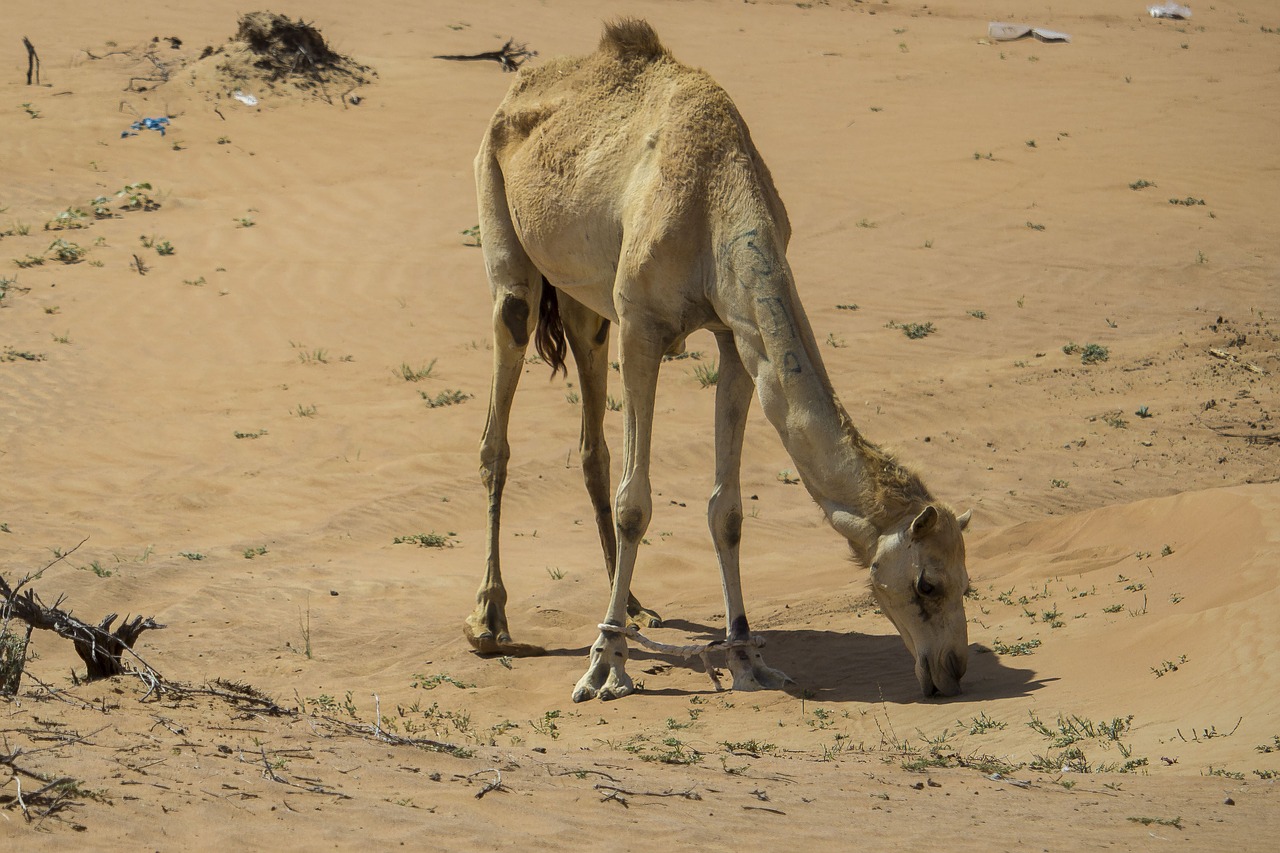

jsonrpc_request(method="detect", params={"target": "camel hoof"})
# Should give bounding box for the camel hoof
[627,607,662,630]
[572,631,633,702]
[463,626,547,658]
[728,647,792,691]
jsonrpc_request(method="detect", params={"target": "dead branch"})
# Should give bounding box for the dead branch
[593,783,702,801]
[255,746,348,798]
[0,554,165,681]
[310,713,467,755]
[23,37,41,85]
[458,767,505,799]
[434,38,536,72]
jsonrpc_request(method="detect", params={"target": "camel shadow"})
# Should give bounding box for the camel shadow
[637,619,1050,704]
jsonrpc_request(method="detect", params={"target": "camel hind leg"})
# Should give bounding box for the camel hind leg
[466,140,546,657]
[559,293,661,629]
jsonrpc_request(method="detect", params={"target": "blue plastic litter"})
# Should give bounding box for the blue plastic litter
[122,117,171,138]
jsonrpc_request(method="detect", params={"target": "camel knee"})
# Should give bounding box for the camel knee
[616,504,650,545]
[497,294,532,348]
[708,495,743,550]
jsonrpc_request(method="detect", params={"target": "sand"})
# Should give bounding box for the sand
[2,0,1278,848]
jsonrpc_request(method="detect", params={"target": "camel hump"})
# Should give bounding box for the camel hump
[599,18,668,61]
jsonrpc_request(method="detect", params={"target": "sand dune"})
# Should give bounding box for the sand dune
[2,0,1277,848]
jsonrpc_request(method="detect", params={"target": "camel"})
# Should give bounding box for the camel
[467,19,973,701]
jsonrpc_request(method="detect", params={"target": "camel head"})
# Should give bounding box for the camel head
[848,505,972,698]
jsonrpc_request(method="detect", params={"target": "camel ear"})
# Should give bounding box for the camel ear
[910,505,938,539]
[957,509,972,532]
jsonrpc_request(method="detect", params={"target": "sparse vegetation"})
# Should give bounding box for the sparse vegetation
[398,359,437,381]
[692,360,719,388]
[422,389,472,408]
[886,320,935,339]
[1151,655,1188,678]
[991,638,1041,656]
[394,532,457,548]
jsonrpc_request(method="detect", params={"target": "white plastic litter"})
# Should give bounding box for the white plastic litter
[1148,2,1191,19]
[233,91,259,106]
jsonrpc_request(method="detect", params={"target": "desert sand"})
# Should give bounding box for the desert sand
[2,0,1278,848]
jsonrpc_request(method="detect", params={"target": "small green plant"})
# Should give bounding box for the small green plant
[1050,479,1069,489]
[1135,405,1152,419]
[991,638,1041,656]
[47,239,87,264]
[461,225,481,247]
[1196,250,1209,264]
[398,359,437,381]
[1151,655,1188,678]
[856,218,877,229]
[411,672,475,690]
[294,403,318,418]
[690,360,719,388]
[1081,343,1109,364]
[21,103,40,119]
[117,182,160,212]
[964,712,1007,735]
[1129,179,1156,190]
[183,276,206,287]
[1128,816,1182,829]
[1025,139,1037,148]
[546,567,565,580]
[1102,411,1128,429]
[835,303,860,311]
[974,152,994,161]
[243,545,268,559]
[967,309,987,319]
[140,235,174,255]
[233,429,268,439]
[422,389,472,408]
[178,551,206,561]
[45,207,91,231]
[82,560,113,578]
[235,216,256,228]
[394,532,456,548]
[1102,603,1124,613]
[3,347,46,362]
[1169,197,1205,206]
[51,331,71,344]
[531,710,562,739]
[825,332,846,348]
[887,320,935,339]
[1026,221,1046,231]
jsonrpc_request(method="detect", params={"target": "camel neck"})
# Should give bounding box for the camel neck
[716,233,888,553]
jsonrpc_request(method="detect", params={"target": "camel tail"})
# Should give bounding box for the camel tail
[535,277,568,377]
[599,18,668,61]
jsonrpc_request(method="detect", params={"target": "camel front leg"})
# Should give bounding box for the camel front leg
[709,332,792,690]
[560,295,661,629]
[572,323,664,702]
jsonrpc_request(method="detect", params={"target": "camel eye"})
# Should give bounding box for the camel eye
[916,577,937,597]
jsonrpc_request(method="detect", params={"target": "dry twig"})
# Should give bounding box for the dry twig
[434,39,536,72]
